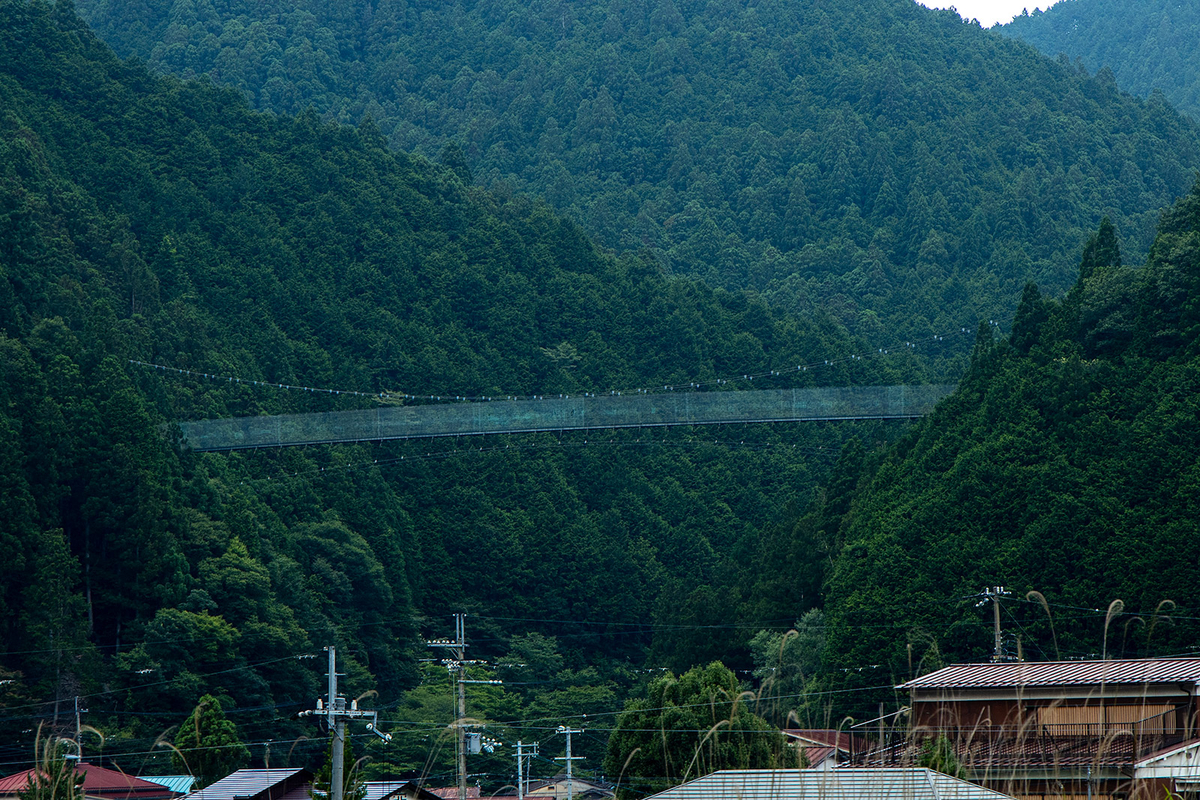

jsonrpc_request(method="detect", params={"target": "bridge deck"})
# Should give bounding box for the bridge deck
[178,385,955,452]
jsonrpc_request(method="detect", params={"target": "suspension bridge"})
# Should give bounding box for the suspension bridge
[177,384,955,452]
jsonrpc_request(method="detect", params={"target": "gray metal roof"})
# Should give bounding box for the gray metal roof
[641,768,1016,800]
[363,783,408,800]
[184,770,307,800]
[898,658,1200,690]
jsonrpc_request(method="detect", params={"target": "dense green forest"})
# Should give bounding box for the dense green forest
[0,0,952,789]
[74,0,1200,343]
[1005,0,1200,119]
[799,190,1200,715]
[10,0,1200,794]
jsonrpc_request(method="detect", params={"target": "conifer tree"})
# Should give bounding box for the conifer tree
[173,695,249,788]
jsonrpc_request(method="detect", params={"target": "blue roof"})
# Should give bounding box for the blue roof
[143,777,196,795]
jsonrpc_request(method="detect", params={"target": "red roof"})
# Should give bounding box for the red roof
[427,789,479,800]
[798,746,836,766]
[898,658,1200,690]
[0,763,178,800]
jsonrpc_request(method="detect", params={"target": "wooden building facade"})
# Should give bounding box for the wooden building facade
[851,658,1200,800]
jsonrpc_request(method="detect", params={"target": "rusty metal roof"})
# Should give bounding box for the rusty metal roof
[783,729,862,752]
[898,658,1200,690]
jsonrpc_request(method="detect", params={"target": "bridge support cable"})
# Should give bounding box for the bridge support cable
[177,384,955,452]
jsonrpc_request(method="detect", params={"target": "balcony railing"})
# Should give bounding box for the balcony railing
[849,708,1187,771]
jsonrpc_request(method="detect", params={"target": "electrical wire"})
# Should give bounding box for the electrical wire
[129,324,978,407]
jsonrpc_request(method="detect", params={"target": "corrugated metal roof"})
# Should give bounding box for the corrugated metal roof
[143,777,196,795]
[797,745,836,766]
[783,729,862,751]
[427,789,478,799]
[184,769,307,800]
[642,768,1016,800]
[363,782,410,800]
[898,658,1200,690]
[361,782,446,800]
[1,763,179,799]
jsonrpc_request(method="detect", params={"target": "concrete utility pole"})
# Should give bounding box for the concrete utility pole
[328,647,345,800]
[976,586,1012,662]
[66,696,87,761]
[299,646,390,800]
[428,615,469,800]
[427,615,503,800]
[555,727,583,800]
[515,741,538,800]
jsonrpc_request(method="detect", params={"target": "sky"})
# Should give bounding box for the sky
[916,0,1065,27]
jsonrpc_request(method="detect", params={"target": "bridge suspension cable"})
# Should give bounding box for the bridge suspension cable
[131,324,985,404]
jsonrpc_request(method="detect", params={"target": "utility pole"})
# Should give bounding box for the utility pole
[67,696,87,761]
[299,646,391,800]
[555,727,583,800]
[426,615,503,800]
[328,647,345,800]
[428,614,468,800]
[515,741,538,800]
[976,586,1012,662]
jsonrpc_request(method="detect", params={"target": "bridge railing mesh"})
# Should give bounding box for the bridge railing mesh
[179,385,956,452]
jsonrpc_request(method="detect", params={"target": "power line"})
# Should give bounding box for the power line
[129,325,975,406]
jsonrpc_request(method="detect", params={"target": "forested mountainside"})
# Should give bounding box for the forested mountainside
[76,0,1200,344]
[1004,0,1200,119]
[806,188,1200,713]
[0,0,933,782]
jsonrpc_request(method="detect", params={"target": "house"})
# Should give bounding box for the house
[523,775,613,800]
[183,769,312,800]
[424,790,480,800]
[783,729,863,768]
[183,772,463,800]
[363,781,453,800]
[639,768,1018,800]
[0,762,182,800]
[861,657,1200,800]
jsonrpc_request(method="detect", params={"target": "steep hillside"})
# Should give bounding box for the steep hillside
[0,0,925,778]
[808,187,1200,712]
[75,0,1200,344]
[1005,0,1200,119]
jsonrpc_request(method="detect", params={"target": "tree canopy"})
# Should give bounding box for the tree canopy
[75,0,1200,343]
[1005,0,1200,119]
[173,695,250,788]
[0,0,909,782]
[602,662,792,799]
[806,183,1200,715]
